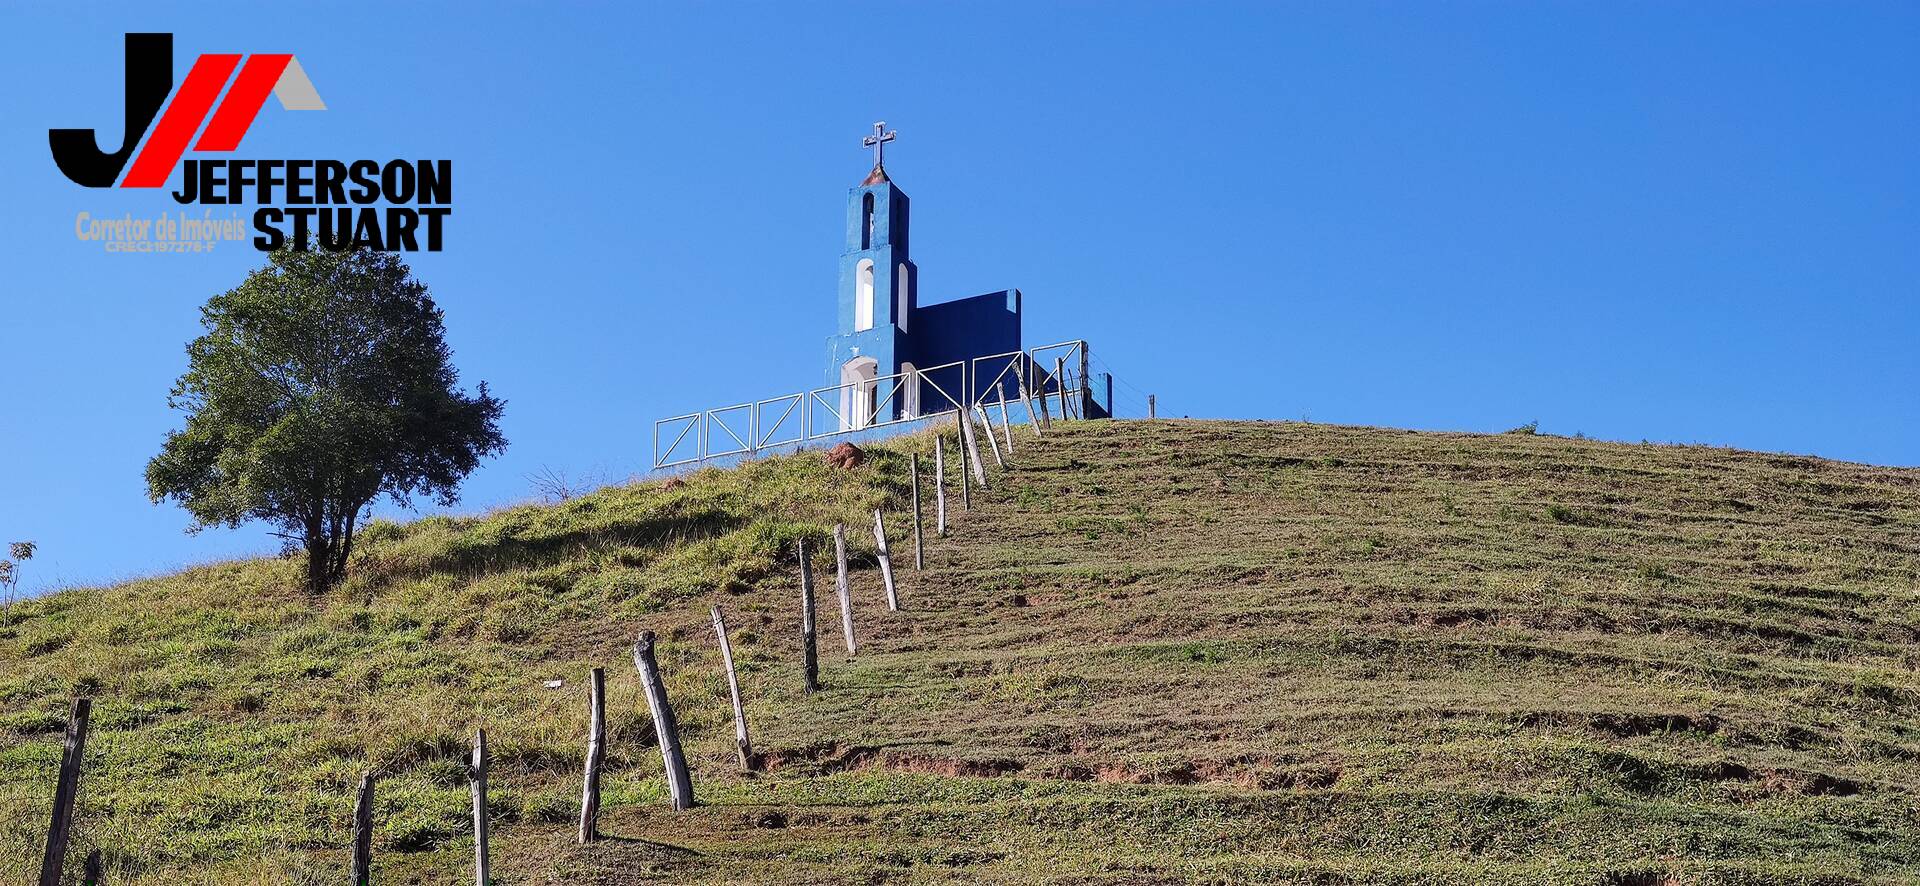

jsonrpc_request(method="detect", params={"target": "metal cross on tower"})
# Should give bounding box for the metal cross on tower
[862,121,897,169]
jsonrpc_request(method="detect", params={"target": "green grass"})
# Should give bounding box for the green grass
[2,419,1917,884]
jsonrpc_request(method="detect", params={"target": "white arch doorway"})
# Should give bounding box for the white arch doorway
[900,361,920,418]
[839,356,879,430]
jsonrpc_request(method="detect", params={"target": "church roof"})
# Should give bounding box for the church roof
[861,164,890,186]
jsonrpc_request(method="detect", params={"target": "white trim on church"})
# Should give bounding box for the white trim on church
[854,259,875,331]
[896,263,910,333]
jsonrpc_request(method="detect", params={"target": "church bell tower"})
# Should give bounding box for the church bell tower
[826,122,919,428]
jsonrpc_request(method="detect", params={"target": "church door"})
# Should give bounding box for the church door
[839,357,879,430]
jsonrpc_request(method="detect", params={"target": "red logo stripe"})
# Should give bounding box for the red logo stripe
[193,54,291,152]
[120,53,241,188]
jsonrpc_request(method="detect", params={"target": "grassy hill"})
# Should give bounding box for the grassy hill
[2,419,1918,884]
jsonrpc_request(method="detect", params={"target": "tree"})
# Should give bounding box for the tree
[1,541,33,606]
[147,249,506,592]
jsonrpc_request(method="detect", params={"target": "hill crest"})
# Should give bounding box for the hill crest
[3,419,1918,884]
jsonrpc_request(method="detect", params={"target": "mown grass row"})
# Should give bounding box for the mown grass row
[0,419,1916,883]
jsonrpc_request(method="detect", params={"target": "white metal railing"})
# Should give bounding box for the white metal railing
[652,342,1091,469]
[654,412,702,468]
[705,402,754,459]
[756,393,804,450]
[1007,339,1091,420]
[968,349,1026,409]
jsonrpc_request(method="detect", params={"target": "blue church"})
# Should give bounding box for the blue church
[824,124,1023,430]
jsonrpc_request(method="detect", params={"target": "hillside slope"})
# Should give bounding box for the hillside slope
[3,420,1919,884]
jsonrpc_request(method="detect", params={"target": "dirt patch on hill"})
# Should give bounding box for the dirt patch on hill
[760,742,1024,778]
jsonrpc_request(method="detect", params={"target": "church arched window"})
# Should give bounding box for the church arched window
[900,361,920,418]
[861,193,875,250]
[896,263,909,332]
[854,259,875,331]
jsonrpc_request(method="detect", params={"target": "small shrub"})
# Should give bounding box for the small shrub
[420,758,472,788]
[0,708,68,734]
[522,790,574,823]
[384,811,462,852]
[226,689,267,714]
[487,600,546,644]
[1854,672,1903,706]
[1181,643,1227,665]
[1505,421,1539,435]
[24,632,72,657]
[355,520,405,548]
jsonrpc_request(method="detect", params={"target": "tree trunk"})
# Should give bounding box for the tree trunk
[332,507,361,582]
[305,536,331,594]
[301,501,373,593]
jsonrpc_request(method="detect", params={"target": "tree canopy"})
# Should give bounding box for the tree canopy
[146,249,505,591]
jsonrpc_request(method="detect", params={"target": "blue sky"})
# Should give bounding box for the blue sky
[1,2,1915,593]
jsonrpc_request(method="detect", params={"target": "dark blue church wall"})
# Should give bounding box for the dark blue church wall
[912,288,1023,403]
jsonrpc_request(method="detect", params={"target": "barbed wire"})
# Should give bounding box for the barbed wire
[1087,353,1156,419]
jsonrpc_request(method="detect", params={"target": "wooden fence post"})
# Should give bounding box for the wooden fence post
[833,524,857,655]
[956,425,972,510]
[934,437,949,534]
[798,538,819,694]
[910,453,924,569]
[711,605,756,770]
[351,772,375,886]
[1148,394,1156,420]
[1055,357,1073,420]
[1079,343,1092,420]
[976,405,1005,469]
[578,667,607,843]
[997,394,1014,454]
[38,697,91,886]
[1033,373,1053,431]
[958,412,988,490]
[1017,362,1045,436]
[872,509,900,611]
[470,729,489,886]
[633,631,695,811]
